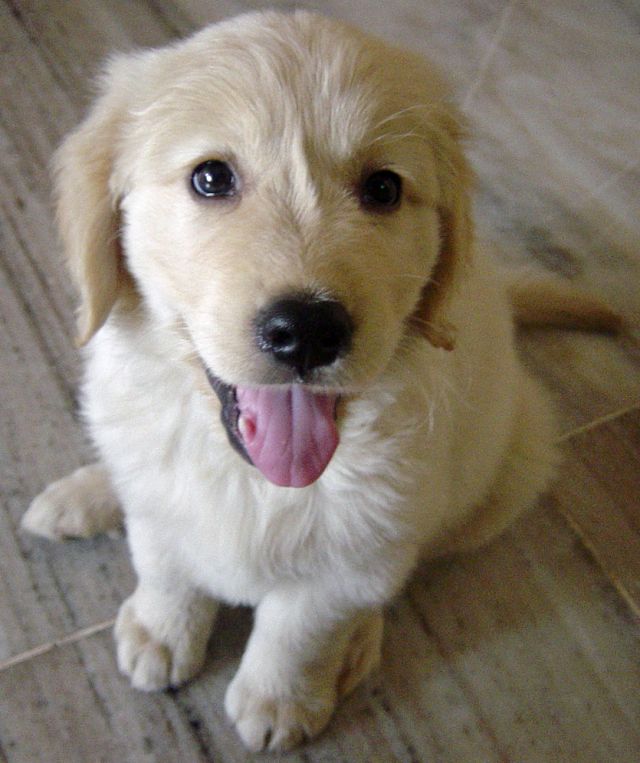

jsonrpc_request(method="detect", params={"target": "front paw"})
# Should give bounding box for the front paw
[114,595,210,692]
[224,667,336,752]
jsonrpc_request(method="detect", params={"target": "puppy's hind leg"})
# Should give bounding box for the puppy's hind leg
[337,609,384,699]
[433,374,558,557]
[22,462,122,540]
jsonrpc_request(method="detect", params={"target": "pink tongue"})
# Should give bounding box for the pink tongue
[235,386,339,488]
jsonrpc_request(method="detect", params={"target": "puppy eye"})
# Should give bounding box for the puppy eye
[191,160,237,198]
[360,170,402,209]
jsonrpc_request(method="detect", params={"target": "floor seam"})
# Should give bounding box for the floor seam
[462,0,517,111]
[557,400,640,443]
[0,617,116,673]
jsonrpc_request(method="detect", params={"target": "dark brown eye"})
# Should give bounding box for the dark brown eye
[361,170,402,209]
[191,160,237,198]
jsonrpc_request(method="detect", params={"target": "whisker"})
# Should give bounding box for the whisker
[367,130,430,148]
[371,103,437,132]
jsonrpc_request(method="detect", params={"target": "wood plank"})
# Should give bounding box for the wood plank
[1,501,639,762]
[518,330,640,433]
[553,409,640,617]
[0,630,225,763]
[402,504,640,762]
[0,0,247,680]
[0,256,136,659]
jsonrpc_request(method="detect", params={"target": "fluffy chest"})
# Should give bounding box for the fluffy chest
[85,336,435,604]
[121,426,424,607]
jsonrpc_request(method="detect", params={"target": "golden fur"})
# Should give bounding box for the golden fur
[22,12,571,752]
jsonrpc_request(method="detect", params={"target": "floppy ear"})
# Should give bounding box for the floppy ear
[411,108,474,351]
[54,59,135,346]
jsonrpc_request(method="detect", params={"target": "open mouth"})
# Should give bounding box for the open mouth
[206,370,340,488]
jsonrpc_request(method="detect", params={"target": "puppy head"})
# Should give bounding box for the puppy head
[55,12,473,483]
[57,11,472,359]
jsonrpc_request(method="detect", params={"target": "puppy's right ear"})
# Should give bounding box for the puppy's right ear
[54,57,135,346]
[410,103,474,352]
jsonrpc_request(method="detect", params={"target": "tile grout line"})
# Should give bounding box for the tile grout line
[2,403,637,674]
[560,509,640,621]
[556,401,640,443]
[462,0,517,112]
[575,158,640,211]
[554,401,640,618]
[0,618,116,672]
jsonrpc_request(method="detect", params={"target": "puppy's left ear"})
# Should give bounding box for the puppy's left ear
[54,55,140,346]
[411,107,474,351]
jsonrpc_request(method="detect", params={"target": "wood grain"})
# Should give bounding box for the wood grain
[554,410,640,618]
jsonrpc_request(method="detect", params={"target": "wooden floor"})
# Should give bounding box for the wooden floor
[1,1,639,761]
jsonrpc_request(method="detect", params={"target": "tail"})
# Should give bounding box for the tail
[507,275,624,334]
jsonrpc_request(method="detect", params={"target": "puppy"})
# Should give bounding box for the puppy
[23,11,563,752]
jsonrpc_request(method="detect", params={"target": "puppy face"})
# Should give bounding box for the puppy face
[55,11,472,485]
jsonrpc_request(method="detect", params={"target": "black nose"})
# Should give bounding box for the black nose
[255,295,353,377]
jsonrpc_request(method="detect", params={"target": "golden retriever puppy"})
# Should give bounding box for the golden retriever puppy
[23,11,560,752]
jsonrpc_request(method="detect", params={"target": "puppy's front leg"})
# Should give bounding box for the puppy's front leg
[225,589,382,752]
[115,575,218,692]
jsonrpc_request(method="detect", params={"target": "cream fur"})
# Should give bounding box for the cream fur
[23,11,558,753]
